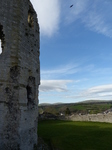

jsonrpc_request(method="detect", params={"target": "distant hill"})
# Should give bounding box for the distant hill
[38,100,112,116]
[39,100,112,106]
[78,100,112,104]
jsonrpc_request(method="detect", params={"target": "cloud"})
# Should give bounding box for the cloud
[65,0,88,23]
[39,82,112,103]
[39,80,73,92]
[41,63,80,79]
[66,84,112,101]
[80,84,112,100]
[83,9,112,38]
[83,84,112,96]
[65,0,112,38]
[40,61,112,102]
[30,0,60,37]
[31,0,112,37]
[41,62,96,80]
[92,67,112,75]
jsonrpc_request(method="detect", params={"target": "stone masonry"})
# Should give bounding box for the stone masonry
[0,0,40,149]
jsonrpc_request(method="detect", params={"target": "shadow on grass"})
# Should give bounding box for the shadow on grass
[38,120,112,150]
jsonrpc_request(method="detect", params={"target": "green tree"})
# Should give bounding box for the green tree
[65,107,71,115]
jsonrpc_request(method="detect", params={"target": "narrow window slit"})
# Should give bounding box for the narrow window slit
[0,24,5,54]
[28,7,34,28]
[0,40,2,54]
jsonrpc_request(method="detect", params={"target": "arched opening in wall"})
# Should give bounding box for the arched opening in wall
[0,24,5,54]
[28,7,34,28]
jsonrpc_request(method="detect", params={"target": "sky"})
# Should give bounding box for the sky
[31,0,112,104]
[1,0,112,104]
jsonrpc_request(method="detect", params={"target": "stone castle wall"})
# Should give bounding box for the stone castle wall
[65,113,112,123]
[0,0,40,149]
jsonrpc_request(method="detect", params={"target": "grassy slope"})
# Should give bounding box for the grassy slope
[38,120,112,150]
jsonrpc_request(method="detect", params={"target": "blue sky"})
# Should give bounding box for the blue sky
[1,0,112,104]
[30,0,112,104]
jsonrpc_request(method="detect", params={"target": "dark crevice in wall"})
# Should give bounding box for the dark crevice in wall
[0,40,2,54]
[26,76,36,109]
[0,24,5,54]
[10,66,20,83]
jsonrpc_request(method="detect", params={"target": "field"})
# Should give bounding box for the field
[38,120,112,150]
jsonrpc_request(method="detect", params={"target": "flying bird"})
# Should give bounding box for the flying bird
[70,4,73,8]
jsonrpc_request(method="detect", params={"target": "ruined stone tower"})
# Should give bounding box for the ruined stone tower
[0,0,40,149]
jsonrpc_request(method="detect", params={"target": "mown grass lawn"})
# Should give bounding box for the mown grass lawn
[38,120,112,150]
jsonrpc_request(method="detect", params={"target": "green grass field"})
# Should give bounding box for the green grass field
[38,120,112,150]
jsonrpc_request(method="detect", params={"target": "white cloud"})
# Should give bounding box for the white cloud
[65,0,88,23]
[30,0,60,37]
[41,62,96,80]
[83,84,112,96]
[40,61,112,102]
[65,0,112,38]
[84,1,112,37]
[39,78,112,103]
[66,84,112,101]
[30,0,112,37]
[83,10,112,38]
[39,80,73,92]
[41,63,80,79]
